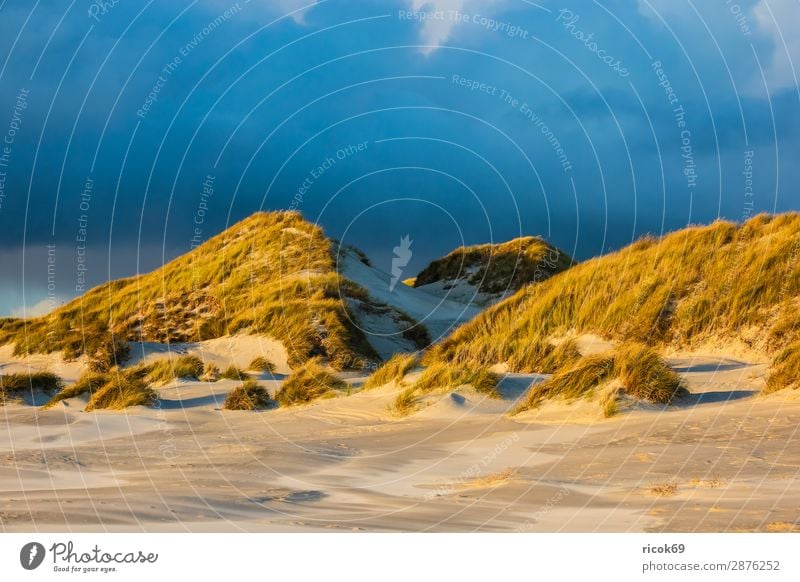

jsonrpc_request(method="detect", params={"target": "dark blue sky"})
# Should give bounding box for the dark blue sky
[0,0,798,315]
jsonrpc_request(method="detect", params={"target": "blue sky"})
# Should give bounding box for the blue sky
[0,0,798,315]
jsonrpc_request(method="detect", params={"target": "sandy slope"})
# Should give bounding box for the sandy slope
[1,353,799,532]
[339,251,481,344]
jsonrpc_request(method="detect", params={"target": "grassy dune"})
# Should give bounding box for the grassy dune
[0,212,390,370]
[429,214,800,392]
[414,236,574,294]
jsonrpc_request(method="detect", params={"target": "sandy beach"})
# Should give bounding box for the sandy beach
[2,346,798,533]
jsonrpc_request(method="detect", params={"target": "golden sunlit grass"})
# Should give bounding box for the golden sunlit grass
[414,236,573,294]
[248,356,276,373]
[515,343,685,414]
[147,355,205,384]
[428,214,800,393]
[389,362,500,417]
[220,365,247,381]
[275,358,347,406]
[1,371,64,405]
[84,367,158,411]
[223,378,273,410]
[647,482,678,497]
[0,212,382,371]
[363,353,417,389]
[43,371,106,409]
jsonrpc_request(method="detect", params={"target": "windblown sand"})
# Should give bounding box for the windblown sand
[1,350,799,532]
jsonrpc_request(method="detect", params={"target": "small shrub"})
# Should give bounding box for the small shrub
[43,371,107,409]
[364,353,417,389]
[248,356,276,373]
[147,355,204,384]
[220,365,247,381]
[223,378,273,410]
[275,358,346,406]
[85,369,157,411]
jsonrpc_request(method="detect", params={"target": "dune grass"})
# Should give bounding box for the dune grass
[428,214,800,385]
[147,355,205,384]
[248,356,276,373]
[414,236,574,294]
[411,362,500,397]
[364,353,418,389]
[389,387,419,416]
[275,358,347,406]
[516,343,685,413]
[0,212,381,371]
[220,365,247,381]
[43,371,107,409]
[201,362,220,382]
[1,371,64,405]
[223,378,273,410]
[389,362,500,417]
[84,368,158,411]
[764,341,800,393]
[0,371,64,392]
[506,337,582,374]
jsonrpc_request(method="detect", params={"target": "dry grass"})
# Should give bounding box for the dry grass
[84,368,158,411]
[223,378,273,410]
[414,236,573,294]
[0,212,382,371]
[389,387,419,416]
[411,362,500,397]
[516,343,685,413]
[275,358,347,406]
[647,482,678,497]
[0,371,63,392]
[248,356,276,373]
[220,365,247,381]
[764,340,800,393]
[363,353,417,389]
[429,214,800,385]
[43,372,107,409]
[147,355,204,384]
[200,362,220,382]
[388,362,500,417]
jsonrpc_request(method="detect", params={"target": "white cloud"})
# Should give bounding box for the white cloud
[408,0,509,54]
[10,297,64,318]
[752,0,800,94]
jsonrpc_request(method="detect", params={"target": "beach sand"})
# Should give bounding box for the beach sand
[2,345,799,532]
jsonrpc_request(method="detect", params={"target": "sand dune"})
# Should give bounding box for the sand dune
[2,350,798,532]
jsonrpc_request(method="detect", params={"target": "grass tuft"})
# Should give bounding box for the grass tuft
[147,355,204,384]
[43,372,106,409]
[223,378,273,410]
[220,365,248,381]
[248,356,276,373]
[275,358,347,406]
[516,343,685,414]
[364,353,417,389]
[764,340,800,393]
[85,368,158,411]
